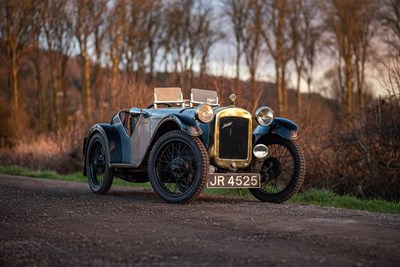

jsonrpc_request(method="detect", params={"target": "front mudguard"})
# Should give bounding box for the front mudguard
[253,117,299,144]
[156,114,203,136]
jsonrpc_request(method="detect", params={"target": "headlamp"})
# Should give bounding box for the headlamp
[255,106,274,126]
[196,104,214,123]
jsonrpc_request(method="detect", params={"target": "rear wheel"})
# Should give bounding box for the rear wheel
[148,130,209,203]
[249,135,305,203]
[86,133,114,194]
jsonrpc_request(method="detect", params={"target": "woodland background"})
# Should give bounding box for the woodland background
[0,0,399,200]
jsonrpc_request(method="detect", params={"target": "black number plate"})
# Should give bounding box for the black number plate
[207,173,261,188]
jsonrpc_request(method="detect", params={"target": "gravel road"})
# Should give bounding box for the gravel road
[1,174,399,266]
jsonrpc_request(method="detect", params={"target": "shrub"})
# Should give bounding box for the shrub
[301,95,400,201]
[0,124,84,174]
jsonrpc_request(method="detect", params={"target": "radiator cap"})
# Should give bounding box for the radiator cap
[229,94,236,105]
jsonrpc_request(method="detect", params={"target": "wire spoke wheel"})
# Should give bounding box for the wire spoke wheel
[149,130,209,203]
[157,140,196,194]
[86,133,114,194]
[89,141,106,185]
[249,135,305,203]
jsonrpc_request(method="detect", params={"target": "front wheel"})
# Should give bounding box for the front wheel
[249,135,305,203]
[86,133,114,194]
[148,130,209,204]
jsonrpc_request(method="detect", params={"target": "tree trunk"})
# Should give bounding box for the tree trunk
[282,65,288,116]
[345,58,353,115]
[199,53,207,81]
[34,60,46,132]
[82,56,92,121]
[111,58,120,109]
[10,46,19,115]
[189,51,195,88]
[276,63,284,116]
[49,56,60,134]
[235,41,241,93]
[306,78,312,126]
[355,58,362,113]
[296,67,302,113]
[250,68,257,111]
[149,43,155,83]
[61,58,69,128]
[359,45,367,112]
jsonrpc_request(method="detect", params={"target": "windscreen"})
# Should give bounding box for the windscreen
[154,87,183,102]
[191,88,218,105]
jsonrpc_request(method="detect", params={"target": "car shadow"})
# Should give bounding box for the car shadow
[106,187,258,205]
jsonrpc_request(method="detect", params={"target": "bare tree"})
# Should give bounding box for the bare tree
[223,0,249,92]
[144,0,163,84]
[106,0,126,108]
[321,0,376,115]
[0,0,37,124]
[288,0,305,112]
[242,0,263,109]
[352,1,377,112]
[198,17,225,80]
[323,0,355,114]
[163,0,216,89]
[261,0,293,116]
[123,0,152,84]
[381,0,400,53]
[122,1,140,82]
[73,0,107,121]
[92,6,108,120]
[288,0,321,115]
[29,1,47,132]
[380,0,400,95]
[303,11,322,124]
[43,0,75,133]
[187,1,211,85]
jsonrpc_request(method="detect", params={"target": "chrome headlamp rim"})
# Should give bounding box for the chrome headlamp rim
[253,144,269,159]
[195,104,214,123]
[255,106,274,126]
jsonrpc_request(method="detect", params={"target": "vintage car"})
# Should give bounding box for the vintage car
[83,87,305,203]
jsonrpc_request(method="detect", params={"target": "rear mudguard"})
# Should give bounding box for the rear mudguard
[253,117,299,144]
[83,123,122,175]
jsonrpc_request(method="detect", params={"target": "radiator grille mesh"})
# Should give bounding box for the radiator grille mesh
[218,117,249,159]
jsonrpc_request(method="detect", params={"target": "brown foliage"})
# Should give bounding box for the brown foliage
[301,96,400,200]
[0,122,85,174]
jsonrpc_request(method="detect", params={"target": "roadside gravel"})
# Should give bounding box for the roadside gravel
[1,175,399,266]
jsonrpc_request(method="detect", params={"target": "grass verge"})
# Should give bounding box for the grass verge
[290,188,400,214]
[1,165,399,214]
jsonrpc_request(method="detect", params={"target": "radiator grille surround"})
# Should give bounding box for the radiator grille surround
[210,107,253,170]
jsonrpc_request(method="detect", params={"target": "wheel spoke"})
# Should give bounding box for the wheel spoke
[257,142,295,194]
[155,140,198,196]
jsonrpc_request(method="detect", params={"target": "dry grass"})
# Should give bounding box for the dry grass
[0,125,84,174]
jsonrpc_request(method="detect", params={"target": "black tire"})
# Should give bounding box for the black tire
[249,135,305,203]
[86,133,114,194]
[148,130,209,204]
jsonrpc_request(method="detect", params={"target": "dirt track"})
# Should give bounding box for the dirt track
[1,174,399,266]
